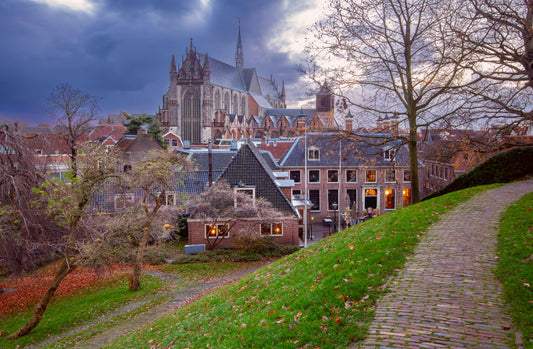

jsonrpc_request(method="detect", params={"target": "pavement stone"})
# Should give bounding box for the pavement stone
[355,180,533,348]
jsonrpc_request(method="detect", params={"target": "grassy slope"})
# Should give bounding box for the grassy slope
[107,185,498,349]
[497,191,533,348]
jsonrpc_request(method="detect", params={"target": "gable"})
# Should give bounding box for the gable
[218,143,297,216]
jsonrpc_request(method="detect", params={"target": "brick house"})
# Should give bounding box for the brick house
[279,132,415,225]
[187,141,301,248]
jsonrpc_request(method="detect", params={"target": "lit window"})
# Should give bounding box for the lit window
[385,189,396,210]
[366,170,377,183]
[346,170,357,183]
[327,170,338,183]
[205,224,229,239]
[403,189,411,207]
[386,169,396,183]
[260,223,283,236]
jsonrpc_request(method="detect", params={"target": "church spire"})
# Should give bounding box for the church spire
[235,18,243,71]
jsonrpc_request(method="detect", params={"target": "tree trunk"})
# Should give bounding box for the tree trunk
[9,259,76,339]
[129,225,151,291]
[408,129,421,204]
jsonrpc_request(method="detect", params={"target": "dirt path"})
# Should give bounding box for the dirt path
[356,180,533,348]
[32,262,269,349]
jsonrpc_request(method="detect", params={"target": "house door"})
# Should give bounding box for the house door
[364,188,378,211]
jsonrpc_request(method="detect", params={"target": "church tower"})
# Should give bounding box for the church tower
[236,19,244,71]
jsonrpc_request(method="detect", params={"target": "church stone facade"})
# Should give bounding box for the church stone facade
[156,26,287,145]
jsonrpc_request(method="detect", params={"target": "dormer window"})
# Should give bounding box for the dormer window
[384,148,396,161]
[308,147,320,160]
[234,187,255,208]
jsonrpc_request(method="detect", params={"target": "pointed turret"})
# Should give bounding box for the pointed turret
[203,52,211,83]
[170,54,177,74]
[236,19,244,71]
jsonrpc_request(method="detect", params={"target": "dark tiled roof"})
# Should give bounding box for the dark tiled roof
[218,142,298,216]
[279,132,409,168]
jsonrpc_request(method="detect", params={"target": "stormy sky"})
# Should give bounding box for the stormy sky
[0,0,323,125]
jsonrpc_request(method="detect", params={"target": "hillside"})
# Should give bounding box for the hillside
[105,185,497,348]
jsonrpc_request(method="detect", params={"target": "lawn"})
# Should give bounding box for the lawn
[497,191,533,348]
[105,184,498,348]
[0,272,167,349]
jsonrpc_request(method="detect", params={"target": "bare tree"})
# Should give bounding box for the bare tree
[47,83,100,172]
[8,143,119,339]
[8,84,113,339]
[123,150,190,291]
[307,0,475,203]
[189,181,289,250]
[0,123,60,274]
[457,0,533,133]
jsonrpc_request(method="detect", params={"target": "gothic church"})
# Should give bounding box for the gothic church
[156,25,287,144]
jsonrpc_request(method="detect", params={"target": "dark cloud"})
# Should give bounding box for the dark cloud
[0,0,310,124]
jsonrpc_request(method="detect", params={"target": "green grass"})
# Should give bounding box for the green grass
[157,261,267,283]
[0,274,167,349]
[106,185,497,348]
[497,191,533,348]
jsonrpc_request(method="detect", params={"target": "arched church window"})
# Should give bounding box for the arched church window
[232,94,238,114]
[224,92,230,111]
[215,90,221,109]
[241,96,246,115]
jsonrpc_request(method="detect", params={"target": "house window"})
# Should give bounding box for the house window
[164,139,170,146]
[384,148,396,161]
[309,189,320,211]
[366,170,376,183]
[308,170,320,183]
[114,194,135,210]
[292,189,301,198]
[403,169,411,182]
[165,192,181,206]
[290,170,301,183]
[444,167,448,180]
[347,189,357,210]
[260,223,283,236]
[235,187,255,207]
[386,169,396,183]
[328,189,339,210]
[364,188,378,211]
[35,149,43,155]
[327,170,338,183]
[172,139,178,147]
[123,164,132,173]
[205,224,229,238]
[346,170,357,183]
[403,189,411,207]
[308,147,320,160]
[385,189,396,210]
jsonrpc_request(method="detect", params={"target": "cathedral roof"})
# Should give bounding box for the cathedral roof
[250,93,272,109]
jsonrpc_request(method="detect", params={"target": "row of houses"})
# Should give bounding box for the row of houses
[6,117,531,248]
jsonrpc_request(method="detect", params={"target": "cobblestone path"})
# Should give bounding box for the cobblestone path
[357,181,533,349]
